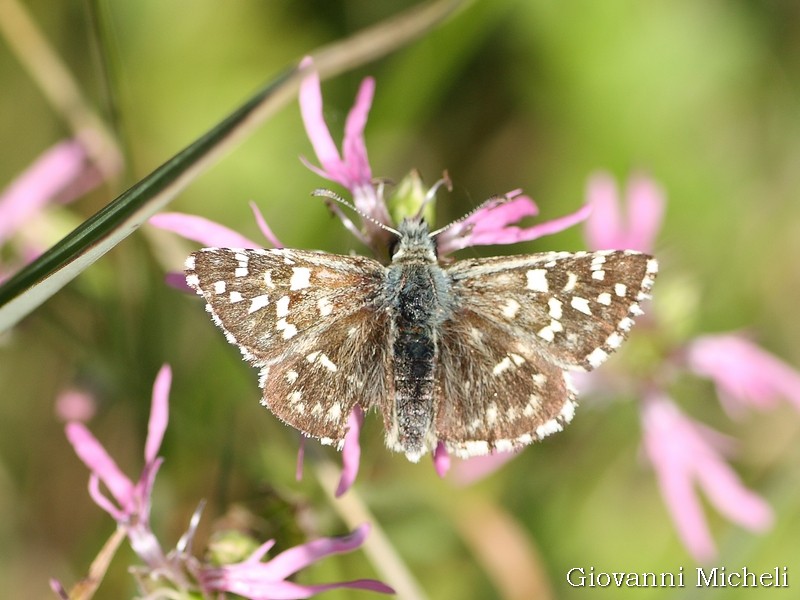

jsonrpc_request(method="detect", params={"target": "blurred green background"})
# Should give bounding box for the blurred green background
[1,0,799,598]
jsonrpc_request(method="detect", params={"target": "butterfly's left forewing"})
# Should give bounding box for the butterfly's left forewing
[186,248,391,446]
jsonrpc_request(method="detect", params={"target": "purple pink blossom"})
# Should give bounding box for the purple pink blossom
[62,364,392,598]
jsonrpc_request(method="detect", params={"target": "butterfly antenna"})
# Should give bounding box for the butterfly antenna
[429,193,510,237]
[312,188,400,237]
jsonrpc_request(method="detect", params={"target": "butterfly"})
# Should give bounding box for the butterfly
[185,212,656,461]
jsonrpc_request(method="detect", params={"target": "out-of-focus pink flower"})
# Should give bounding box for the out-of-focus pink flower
[433,442,451,478]
[584,171,665,253]
[687,333,800,414]
[336,406,365,497]
[437,190,591,256]
[199,523,394,599]
[55,388,96,423]
[65,365,172,568]
[450,451,520,487]
[0,139,102,246]
[641,395,773,562]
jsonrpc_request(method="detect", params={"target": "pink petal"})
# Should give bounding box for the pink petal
[88,474,125,521]
[248,201,283,248]
[469,194,539,231]
[66,422,134,511]
[641,398,717,560]
[336,406,364,497]
[687,334,800,411]
[144,365,171,464]
[625,173,665,253]
[432,442,451,478]
[466,202,590,247]
[584,172,622,251]
[694,453,773,532]
[149,212,260,248]
[263,524,370,579]
[296,436,306,482]
[298,57,344,183]
[206,576,393,599]
[341,77,375,184]
[0,140,91,245]
[652,454,717,561]
[584,171,665,252]
[451,451,519,486]
[55,389,96,423]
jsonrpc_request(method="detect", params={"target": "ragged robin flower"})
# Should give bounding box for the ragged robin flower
[61,364,393,598]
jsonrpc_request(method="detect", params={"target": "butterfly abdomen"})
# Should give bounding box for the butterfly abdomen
[385,260,452,460]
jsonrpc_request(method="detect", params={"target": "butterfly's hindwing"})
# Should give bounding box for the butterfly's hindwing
[258,307,393,447]
[446,250,657,371]
[435,310,576,457]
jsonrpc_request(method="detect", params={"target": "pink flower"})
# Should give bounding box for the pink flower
[200,523,393,599]
[65,365,172,568]
[584,171,665,253]
[641,395,773,561]
[150,200,283,249]
[336,406,365,497]
[436,190,591,256]
[55,388,96,423]
[63,366,391,597]
[0,139,108,281]
[687,333,800,414]
[299,57,393,251]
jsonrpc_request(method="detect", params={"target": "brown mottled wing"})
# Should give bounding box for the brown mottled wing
[435,313,577,458]
[186,247,391,445]
[436,250,656,457]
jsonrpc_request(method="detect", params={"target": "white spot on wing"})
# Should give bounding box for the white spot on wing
[229,291,244,303]
[235,267,248,277]
[586,347,608,368]
[501,298,521,319]
[186,274,200,288]
[548,297,563,319]
[537,325,555,342]
[615,283,627,297]
[276,296,290,318]
[290,267,311,290]
[326,402,342,422]
[185,255,196,269]
[570,296,591,315]
[318,297,333,316]
[493,356,513,375]
[213,280,226,294]
[248,294,270,314]
[276,318,297,339]
[597,292,612,305]
[526,269,549,292]
[563,272,578,292]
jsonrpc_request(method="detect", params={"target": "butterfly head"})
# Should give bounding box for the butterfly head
[390,217,438,264]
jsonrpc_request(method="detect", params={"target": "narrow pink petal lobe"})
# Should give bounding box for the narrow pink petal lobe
[150,212,261,248]
[336,406,364,497]
[65,423,134,510]
[145,365,171,464]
